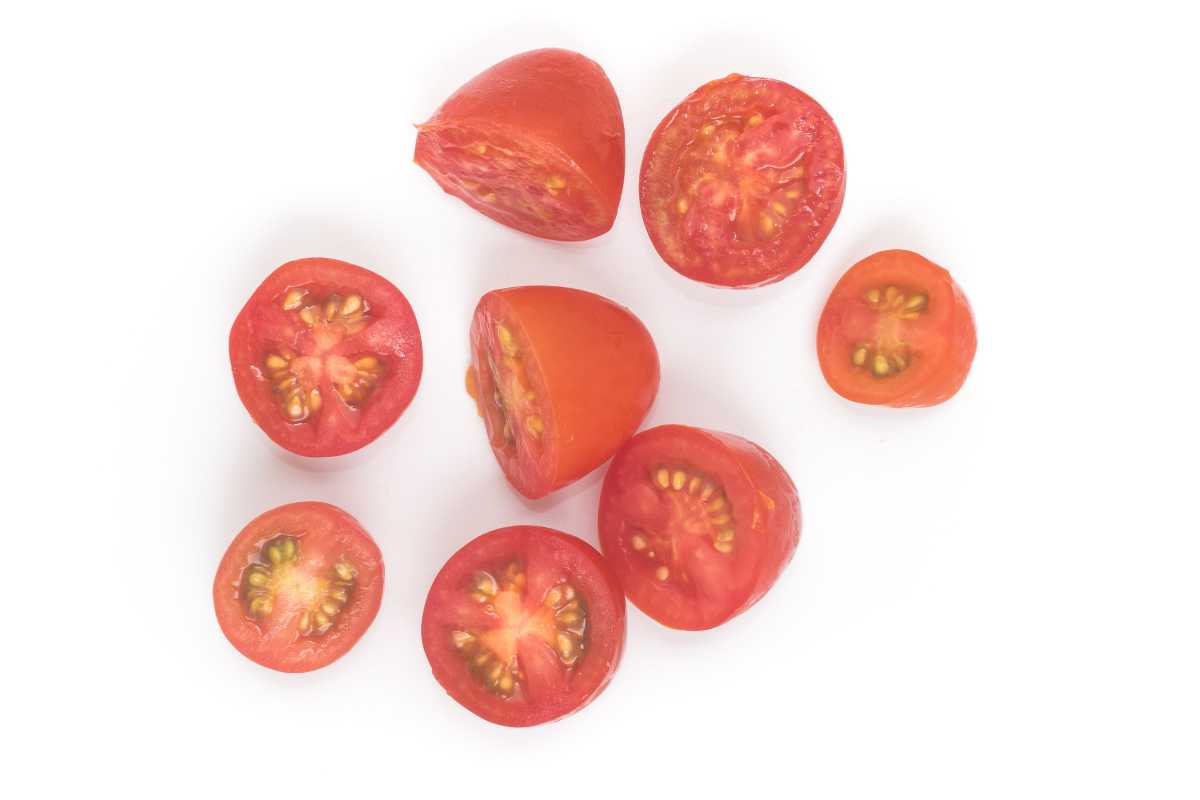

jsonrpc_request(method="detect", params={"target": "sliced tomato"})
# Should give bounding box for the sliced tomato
[229,257,422,457]
[598,425,800,630]
[414,48,625,241]
[817,249,977,406]
[466,286,659,499]
[639,74,845,288]
[422,526,626,727]
[213,502,384,673]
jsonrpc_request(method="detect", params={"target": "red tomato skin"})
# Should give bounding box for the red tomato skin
[213,502,384,673]
[470,286,660,499]
[421,526,626,727]
[229,257,423,457]
[598,425,801,631]
[414,48,625,241]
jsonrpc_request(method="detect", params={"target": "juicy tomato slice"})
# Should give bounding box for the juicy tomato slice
[598,425,800,630]
[466,286,659,499]
[422,526,626,727]
[229,257,423,457]
[817,249,977,407]
[213,502,384,673]
[640,74,845,288]
[414,48,625,241]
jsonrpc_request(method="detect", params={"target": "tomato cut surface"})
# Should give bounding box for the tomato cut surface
[229,258,422,457]
[640,74,845,287]
[414,48,625,241]
[422,526,625,727]
[467,286,659,499]
[598,425,800,630]
[817,249,977,407]
[213,502,383,673]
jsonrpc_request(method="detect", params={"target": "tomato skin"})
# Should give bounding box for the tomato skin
[229,257,423,457]
[639,74,845,288]
[817,249,977,407]
[213,502,384,673]
[421,526,626,727]
[598,425,801,631]
[469,286,660,499]
[414,48,625,241]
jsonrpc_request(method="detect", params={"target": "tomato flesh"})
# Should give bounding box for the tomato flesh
[598,425,800,630]
[213,502,384,673]
[817,249,977,406]
[640,74,845,287]
[422,526,626,726]
[229,258,422,456]
[415,48,625,241]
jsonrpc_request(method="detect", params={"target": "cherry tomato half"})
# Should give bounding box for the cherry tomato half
[598,425,800,630]
[640,74,845,287]
[467,286,660,499]
[817,249,977,406]
[422,526,626,727]
[213,502,384,673]
[229,257,423,457]
[415,48,625,241]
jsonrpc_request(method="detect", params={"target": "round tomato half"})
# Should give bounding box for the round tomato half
[598,425,800,630]
[214,502,384,673]
[422,526,626,727]
[229,257,423,457]
[414,48,625,241]
[467,286,660,499]
[640,74,845,288]
[817,249,977,407]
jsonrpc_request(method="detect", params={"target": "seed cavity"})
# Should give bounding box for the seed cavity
[851,285,929,379]
[642,465,739,563]
[239,536,356,638]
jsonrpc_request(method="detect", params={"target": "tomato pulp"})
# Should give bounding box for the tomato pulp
[422,526,626,726]
[213,502,384,672]
[640,74,845,287]
[229,257,423,456]
[415,48,625,241]
[598,425,800,630]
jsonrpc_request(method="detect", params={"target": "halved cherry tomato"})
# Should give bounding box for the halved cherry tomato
[598,425,800,630]
[640,74,845,288]
[422,526,626,727]
[229,257,423,457]
[213,502,384,673]
[414,48,625,241]
[467,286,659,499]
[817,249,977,406]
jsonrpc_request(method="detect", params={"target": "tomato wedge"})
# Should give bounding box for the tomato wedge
[817,249,977,406]
[598,425,800,630]
[467,286,659,499]
[414,48,625,241]
[422,526,626,727]
[213,502,384,673]
[640,74,845,287]
[229,257,423,457]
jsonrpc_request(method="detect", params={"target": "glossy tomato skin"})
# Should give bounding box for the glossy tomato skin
[598,425,800,630]
[817,249,976,407]
[421,526,626,727]
[229,257,422,457]
[213,502,384,673]
[415,48,625,241]
[640,74,845,288]
[469,286,659,499]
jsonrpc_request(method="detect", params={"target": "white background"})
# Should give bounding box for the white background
[4,1,1197,797]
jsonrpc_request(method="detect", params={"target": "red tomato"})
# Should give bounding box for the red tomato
[467,286,659,499]
[598,425,800,630]
[229,257,422,457]
[639,74,845,288]
[422,526,626,727]
[213,502,384,673]
[817,249,977,406]
[414,48,625,241]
